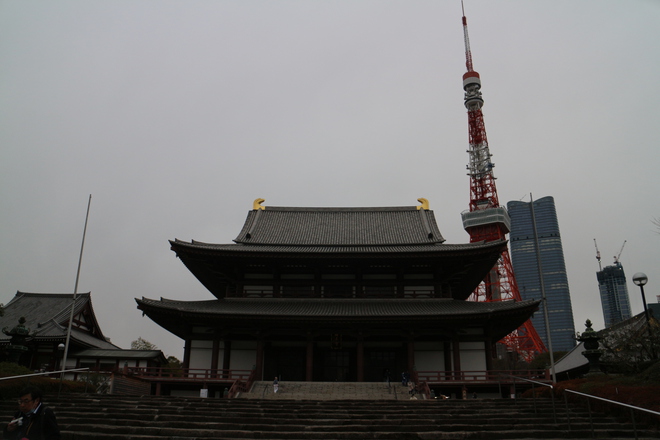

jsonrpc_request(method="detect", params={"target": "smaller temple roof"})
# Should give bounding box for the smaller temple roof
[234,204,445,246]
[554,312,660,379]
[0,292,118,350]
[74,349,167,364]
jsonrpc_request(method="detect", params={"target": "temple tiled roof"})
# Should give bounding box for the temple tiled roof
[137,297,539,319]
[136,297,541,341]
[233,206,445,246]
[171,239,502,254]
[74,349,167,363]
[0,292,118,349]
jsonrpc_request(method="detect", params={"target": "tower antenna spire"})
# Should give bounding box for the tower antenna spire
[461,1,474,73]
[458,8,547,363]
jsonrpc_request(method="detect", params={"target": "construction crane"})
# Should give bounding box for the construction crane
[614,240,626,264]
[459,6,546,362]
[594,239,602,271]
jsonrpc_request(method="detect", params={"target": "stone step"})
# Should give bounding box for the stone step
[243,381,407,400]
[1,393,653,440]
[55,413,611,424]
[60,419,627,432]
[58,429,658,440]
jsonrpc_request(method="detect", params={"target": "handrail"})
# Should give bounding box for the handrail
[498,373,554,388]
[499,375,660,438]
[499,373,556,424]
[565,389,660,417]
[416,369,548,382]
[0,368,90,381]
[227,368,257,399]
[564,389,660,439]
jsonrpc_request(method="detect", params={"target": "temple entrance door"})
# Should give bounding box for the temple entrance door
[264,347,306,382]
[320,350,353,381]
[364,349,402,382]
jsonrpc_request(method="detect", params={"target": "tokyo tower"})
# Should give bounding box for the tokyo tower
[459,7,546,362]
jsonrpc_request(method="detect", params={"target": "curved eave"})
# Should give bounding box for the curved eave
[169,239,507,301]
[170,238,505,255]
[136,297,539,341]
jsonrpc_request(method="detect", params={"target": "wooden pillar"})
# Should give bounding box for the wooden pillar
[183,339,192,370]
[314,267,322,298]
[407,336,415,374]
[255,339,264,381]
[222,340,232,378]
[274,270,281,298]
[211,339,220,374]
[443,341,452,378]
[452,339,462,380]
[356,335,364,382]
[484,339,493,372]
[306,335,314,381]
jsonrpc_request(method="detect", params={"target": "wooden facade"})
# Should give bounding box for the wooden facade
[0,292,166,376]
[137,202,540,388]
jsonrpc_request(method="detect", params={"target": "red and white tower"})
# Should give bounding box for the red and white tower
[459,8,546,361]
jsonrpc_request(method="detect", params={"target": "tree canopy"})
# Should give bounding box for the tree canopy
[130,337,158,351]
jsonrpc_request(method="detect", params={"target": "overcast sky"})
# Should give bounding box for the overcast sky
[1,1,659,359]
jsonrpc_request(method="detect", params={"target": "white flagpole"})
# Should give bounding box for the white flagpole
[61,194,92,380]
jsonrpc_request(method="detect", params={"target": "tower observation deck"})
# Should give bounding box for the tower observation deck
[459,9,546,361]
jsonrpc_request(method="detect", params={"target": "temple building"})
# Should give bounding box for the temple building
[137,199,540,386]
[0,292,166,376]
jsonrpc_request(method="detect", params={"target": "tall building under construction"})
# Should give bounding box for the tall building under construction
[597,261,632,328]
[507,196,576,352]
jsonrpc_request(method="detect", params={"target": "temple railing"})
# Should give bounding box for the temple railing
[123,367,550,383]
[417,369,549,383]
[124,367,253,382]
[227,368,257,399]
[125,368,547,384]
[235,288,437,299]
[402,289,435,299]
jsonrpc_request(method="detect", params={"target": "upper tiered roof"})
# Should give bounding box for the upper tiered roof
[233,204,444,246]
[167,200,508,300]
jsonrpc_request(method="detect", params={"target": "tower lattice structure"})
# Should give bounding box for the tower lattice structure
[459,11,546,362]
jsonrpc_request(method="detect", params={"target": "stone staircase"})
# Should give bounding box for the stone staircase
[241,381,408,400]
[0,391,657,440]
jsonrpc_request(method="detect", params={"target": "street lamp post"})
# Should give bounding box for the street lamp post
[632,272,650,326]
[633,272,656,360]
[57,343,65,370]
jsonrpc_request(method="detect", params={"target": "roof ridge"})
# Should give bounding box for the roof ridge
[17,291,91,297]
[263,206,420,212]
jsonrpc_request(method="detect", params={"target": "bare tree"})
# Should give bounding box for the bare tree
[599,324,659,374]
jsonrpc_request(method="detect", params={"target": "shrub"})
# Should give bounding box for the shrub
[0,362,94,400]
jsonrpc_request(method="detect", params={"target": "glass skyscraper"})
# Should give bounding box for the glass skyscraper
[507,196,576,352]
[596,262,632,328]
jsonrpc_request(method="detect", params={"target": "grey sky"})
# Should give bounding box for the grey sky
[1,0,659,358]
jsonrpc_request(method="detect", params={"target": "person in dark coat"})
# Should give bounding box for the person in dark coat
[3,386,61,440]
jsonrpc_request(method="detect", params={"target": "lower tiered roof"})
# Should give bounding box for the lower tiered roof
[136,297,541,341]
